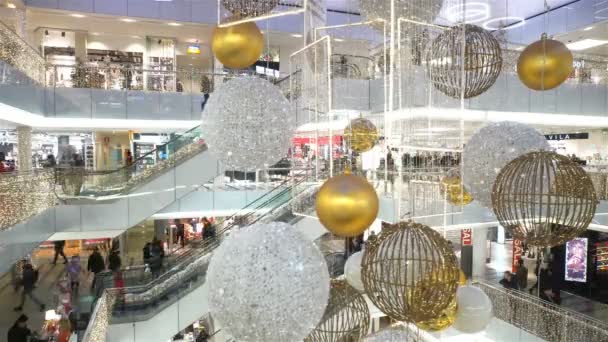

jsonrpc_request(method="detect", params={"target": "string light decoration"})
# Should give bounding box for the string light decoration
[0,22,45,84]
[462,122,550,208]
[201,77,295,171]
[426,24,502,99]
[361,221,459,322]
[492,151,597,247]
[305,279,370,342]
[344,117,378,153]
[221,0,279,18]
[359,0,443,31]
[0,170,57,230]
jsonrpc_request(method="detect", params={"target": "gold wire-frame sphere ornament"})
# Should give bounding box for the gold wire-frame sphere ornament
[415,297,457,331]
[517,33,573,91]
[426,24,502,99]
[492,151,598,247]
[221,0,279,18]
[344,117,378,153]
[361,221,460,322]
[304,279,370,342]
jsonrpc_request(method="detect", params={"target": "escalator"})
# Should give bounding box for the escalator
[0,125,216,275]
[85,172,326,342]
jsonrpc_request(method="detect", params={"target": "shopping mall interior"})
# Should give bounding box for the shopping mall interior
[1,0,608,341]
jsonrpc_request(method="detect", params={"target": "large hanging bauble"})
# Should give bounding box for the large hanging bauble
[315,172,379,237]
[462,121,550,208]
[517,34,573,91]
[207,222,330,341]
[201,77,295,171]
[212,22,263,69]
[492,151,597,247]
[221,0,279,17]
[344,118,378,153]
[364,326,416,341]
[426,24,502,99]
[359,0,442,31]
[441,169,473,206]
[459,269,467,285]
[361,221,459,322]
[344,251,364,291]
[305,280,370,342]
[415,297,457,331]
[453,286,493,334]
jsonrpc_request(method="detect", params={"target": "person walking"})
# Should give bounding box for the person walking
[14,263,45,312]
[87,247,105,290]
[108,250,122,272]
[7,314,32,342]
[143,241,151,264]
[53,240,68,264]
[515,259,528,291]
[148,243,163,279]
[67,255,82,293]
[176,220,186,248]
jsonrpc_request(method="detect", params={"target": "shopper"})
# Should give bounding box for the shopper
[44,154,56,168]
[87,247,105,290]
[53,240,68,265]
[499,271,518,290]
[148,242,163,278]
[7,314,32,342]
[176,220,186,248]
[14,263,45,312]
[108,250,122,272]
[67,255,82,292]
[515,259,528,290]
[143,241,151,264]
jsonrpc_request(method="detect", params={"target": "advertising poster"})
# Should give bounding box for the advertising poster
[565,237,588,282]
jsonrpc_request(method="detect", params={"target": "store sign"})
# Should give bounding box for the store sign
[461,229,472,246]
[544,133,589,140]
[512,239,524,273]
[565,237,588,283]
[187,44,201,55]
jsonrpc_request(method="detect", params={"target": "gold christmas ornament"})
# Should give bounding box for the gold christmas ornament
[459,269,467,286]
[315,172,379,237]
[415,298,457,331]
[441,175,473,206]
[212,22,263,69]
[517,34,573,91]
[361,221,460,322]
[344,117,378,153]
[492,151,597,247]
[305,279,370,342]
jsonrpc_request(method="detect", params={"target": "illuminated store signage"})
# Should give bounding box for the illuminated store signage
[565,238,588,283]
[544,133,589,141]
[187,44,201,54]
[461,229,472,246]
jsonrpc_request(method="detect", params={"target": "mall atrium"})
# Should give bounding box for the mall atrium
[0,0,608,341]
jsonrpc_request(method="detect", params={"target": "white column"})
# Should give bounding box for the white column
[16,126,32,171]
[472,227,488,280]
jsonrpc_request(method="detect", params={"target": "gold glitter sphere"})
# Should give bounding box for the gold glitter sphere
[459,269,467,286]
[344,117,378,153]
[492,151,597,247]
[441,175,473,206]
[315,172,379,237]
[305,279,370,342]
[361,221,459,322]
[517,34,573,91]
[212,22,263,69]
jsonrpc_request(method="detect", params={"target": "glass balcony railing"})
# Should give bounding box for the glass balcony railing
[83,169,316,341]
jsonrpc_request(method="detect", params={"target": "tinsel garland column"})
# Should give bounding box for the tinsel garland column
[17,126,32,171]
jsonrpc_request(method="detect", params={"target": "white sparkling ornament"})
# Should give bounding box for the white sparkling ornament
[453,285,493,334]
[201,77,295,170]
[344,251,364,291]
[207,222,330,342]
[462,121,550,207]
[359,0,443,30]
[364,326,415,341]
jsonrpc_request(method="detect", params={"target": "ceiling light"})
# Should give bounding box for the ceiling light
[584,26,594,31]
[334,38,345,42]
[446,2,490,24]
[121,18,136,23]
[71,13,86,18]
[291,34,303,38]
[90,32,100,36]
[566,39,608,51]
[132,35,141,39]
[6,3,15,9]
[168,22,182,26]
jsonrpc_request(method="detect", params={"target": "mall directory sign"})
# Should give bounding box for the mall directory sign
[565,237,588,283]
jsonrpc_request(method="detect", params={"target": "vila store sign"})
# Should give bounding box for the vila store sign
[461,229,472,246]
[544,133,589,140]
[512,239,524,272]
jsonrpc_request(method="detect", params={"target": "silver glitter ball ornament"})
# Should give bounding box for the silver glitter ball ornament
[462,121,550,208]
[207,222,330,342]
[201,77,295,171]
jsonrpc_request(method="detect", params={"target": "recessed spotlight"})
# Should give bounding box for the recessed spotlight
[168,22,182,26]
[71,14,86,18]
[6,3,16,9]
[291,34,303,38]
[584,26,594,31]
[121,18,136,23]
